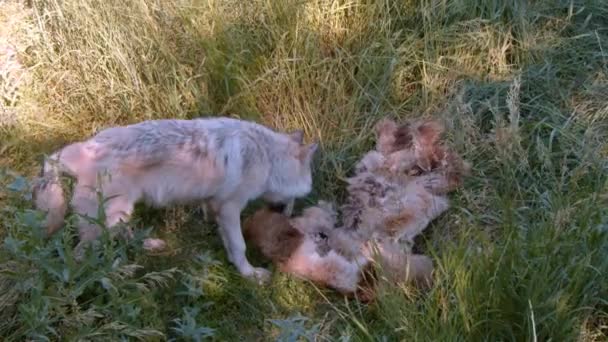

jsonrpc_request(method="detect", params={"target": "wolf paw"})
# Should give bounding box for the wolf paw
[247,267,272,284]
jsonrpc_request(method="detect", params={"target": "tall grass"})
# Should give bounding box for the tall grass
[0,0,607,340]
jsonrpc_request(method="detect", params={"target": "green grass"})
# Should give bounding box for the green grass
[1,0,607,340]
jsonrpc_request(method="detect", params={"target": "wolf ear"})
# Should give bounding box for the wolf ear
[299,142,319,162]
[288,129,305,144]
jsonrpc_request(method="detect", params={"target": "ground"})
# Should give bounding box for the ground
[0,0,607,341]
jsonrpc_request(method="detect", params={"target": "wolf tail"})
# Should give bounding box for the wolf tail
[33,151,69,236]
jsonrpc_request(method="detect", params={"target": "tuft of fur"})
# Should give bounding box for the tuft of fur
[342,170,451,246]
[344,117,469,244]
[363,241,434,289]
[374,118,399,154]
[243,208,304,264]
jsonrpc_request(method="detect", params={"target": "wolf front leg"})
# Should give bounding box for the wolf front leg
[216,201,271,283]
[282,198,295,217]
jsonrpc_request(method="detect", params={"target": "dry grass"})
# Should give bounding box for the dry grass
[0,0,607,340]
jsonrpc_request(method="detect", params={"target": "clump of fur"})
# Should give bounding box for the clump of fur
[340,117,469,296]
[344,117,470,245]
[243,202,433,302]
[243,204,370,296]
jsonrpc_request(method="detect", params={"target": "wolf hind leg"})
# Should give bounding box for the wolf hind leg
[104,194,136,240]
[104,189,167,252]
[70,183,102,242]
[71,183,103,259]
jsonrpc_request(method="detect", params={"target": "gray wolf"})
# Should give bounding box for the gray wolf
[33,117,318,282]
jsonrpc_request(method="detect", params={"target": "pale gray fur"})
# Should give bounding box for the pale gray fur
[33,117,318,282]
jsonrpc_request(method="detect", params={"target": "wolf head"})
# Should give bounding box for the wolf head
[263,129,319,204]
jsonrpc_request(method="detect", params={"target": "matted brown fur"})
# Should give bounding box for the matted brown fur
[243,205,369,295]
[242,208,303,264]
[244,203,437,301]
[383,208,416,238]
[343,117,470,244]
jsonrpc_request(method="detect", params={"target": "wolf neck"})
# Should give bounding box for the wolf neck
[266,146,310,201]
[267,145,293,184]
[229,122,299,197]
